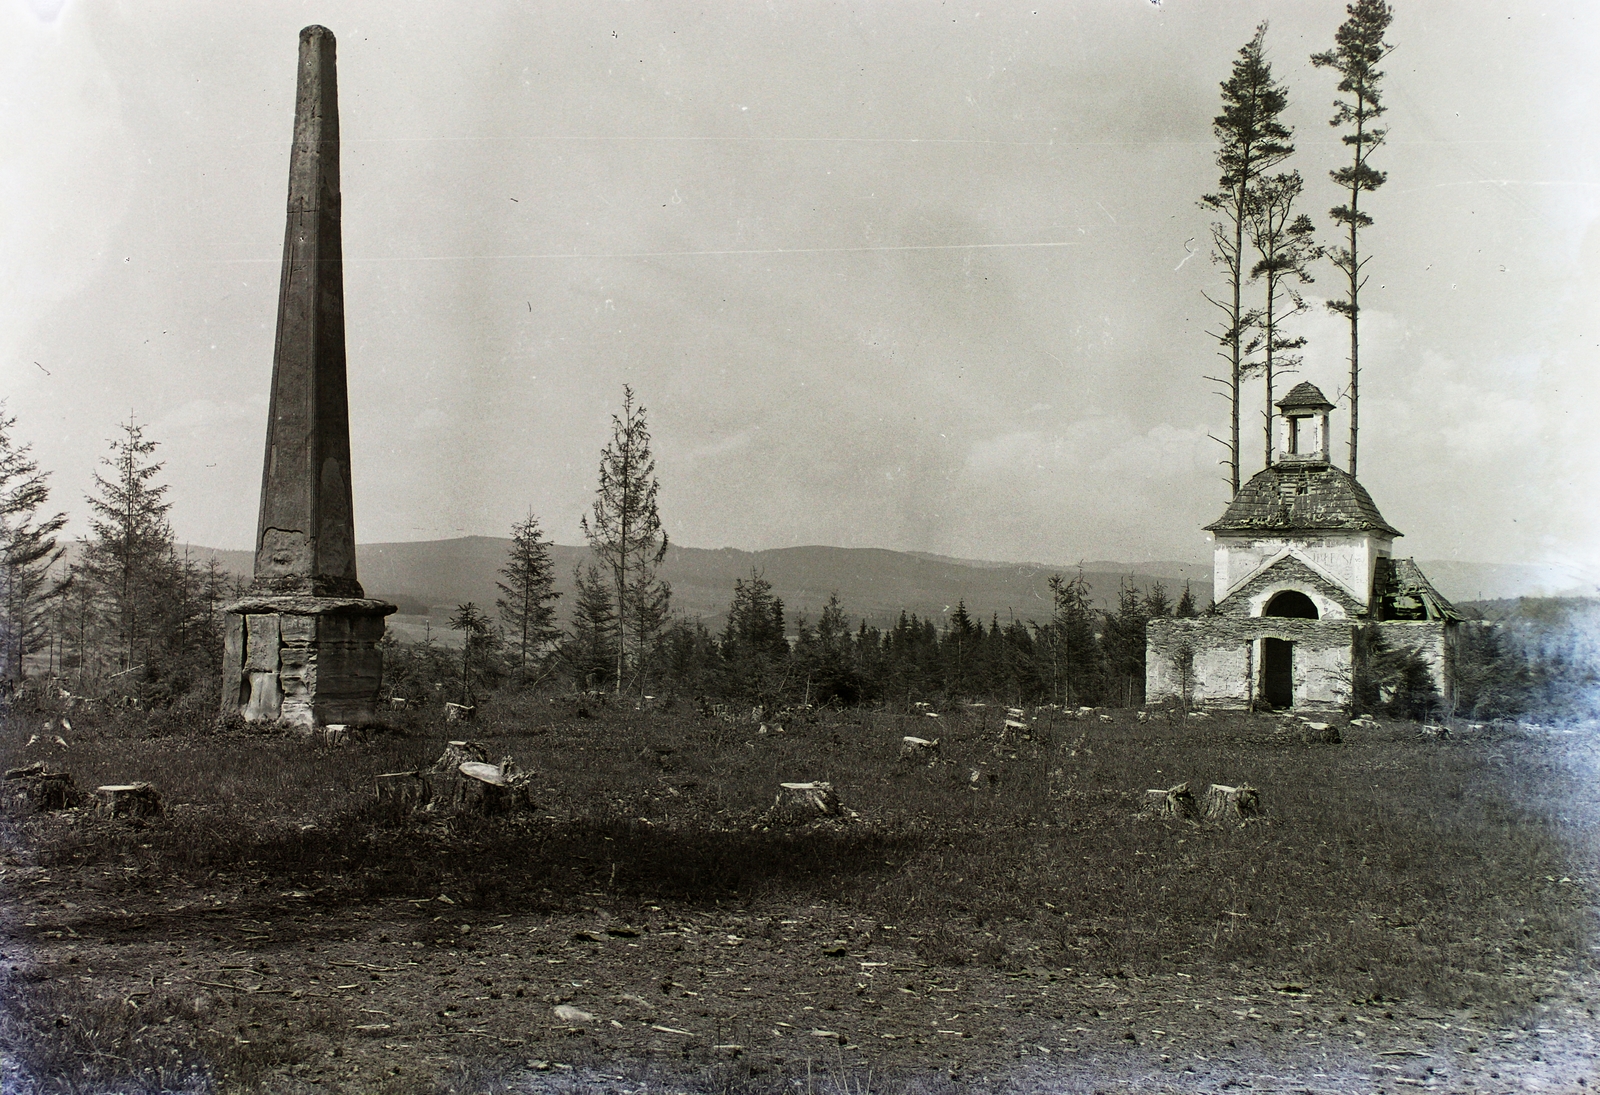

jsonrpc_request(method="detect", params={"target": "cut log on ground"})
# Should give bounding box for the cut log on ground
[1139,782,1197,820]
[771,781,844,824]
[375,771,432,808]
[1203,783,1262,824]
[899,736,940,761]
[2,764,82,814]
[93,783,164,819]
[432,740,488,772]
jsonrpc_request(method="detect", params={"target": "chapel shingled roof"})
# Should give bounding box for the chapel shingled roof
[1205,463,1402,537]
[1276,381,1334,412]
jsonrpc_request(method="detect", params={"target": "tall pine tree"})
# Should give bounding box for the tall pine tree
[581,386,671,692]
[1312,0,1394,478]
[1246,170,1319,467]
[1202,23,1294,496]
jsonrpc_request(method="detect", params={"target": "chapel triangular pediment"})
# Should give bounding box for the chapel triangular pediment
[1215,551,1367,619]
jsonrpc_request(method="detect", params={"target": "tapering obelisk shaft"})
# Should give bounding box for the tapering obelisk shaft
[223,25,393,730]
[253,25,361,598]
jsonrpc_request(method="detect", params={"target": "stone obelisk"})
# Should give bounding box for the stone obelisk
[222,26,394,729]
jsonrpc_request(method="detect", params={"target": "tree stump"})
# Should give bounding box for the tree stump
[437,761,524,815]
[444,702,476,722]
[771,781,843,824]
[1139,782,1197,820]
[1202,784,1262,824]
[1299,721,1342,744]
[2,764,81,814]
[900,736,940,761]
[374,771,432,808]
[93,783,163,819]
[432,740,488,772]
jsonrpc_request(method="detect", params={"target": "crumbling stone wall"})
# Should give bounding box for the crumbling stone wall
[221,601,387,728]
[1147,617,1356,709]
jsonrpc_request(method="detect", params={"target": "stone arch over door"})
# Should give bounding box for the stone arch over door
[1263,589,1319,619]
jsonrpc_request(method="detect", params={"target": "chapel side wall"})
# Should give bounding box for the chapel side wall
[1148,617,1355,709]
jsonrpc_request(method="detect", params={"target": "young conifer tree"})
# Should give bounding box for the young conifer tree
[0,407,68,687]
[1202,23,1294,496]
[496,512,560,676]
[81,419,176,680]
[448,601,495,707]
[581,386,671,692]
[565,563,618,691]
[1312,0,1394,478]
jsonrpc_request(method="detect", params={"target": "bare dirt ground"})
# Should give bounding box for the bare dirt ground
[2,702,1597,1093]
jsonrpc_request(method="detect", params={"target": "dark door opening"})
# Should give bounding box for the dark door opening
[1263,638,1294,708]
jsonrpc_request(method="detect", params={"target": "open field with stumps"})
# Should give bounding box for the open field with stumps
[2,699,1597,1094]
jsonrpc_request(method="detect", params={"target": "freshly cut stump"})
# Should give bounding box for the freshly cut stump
[900,736,940,761]
[93,783,163,819]
[771,781,843,824]
[1202,783,1262,823]
[432,740,488,772]
[1300,721,1342,745]
[1140,782,1197,820]
[433,761,530,815]
[444,702,476,722]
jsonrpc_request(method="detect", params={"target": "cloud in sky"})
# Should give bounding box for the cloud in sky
[1,1,1596,580]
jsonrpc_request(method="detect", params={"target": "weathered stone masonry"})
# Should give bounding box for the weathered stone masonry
[221,27,393,729]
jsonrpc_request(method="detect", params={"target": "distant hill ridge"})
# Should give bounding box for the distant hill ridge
[177,539,1577,641]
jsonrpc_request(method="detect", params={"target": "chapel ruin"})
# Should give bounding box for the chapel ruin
[1145,383,1459,711]
[220,26,395,728]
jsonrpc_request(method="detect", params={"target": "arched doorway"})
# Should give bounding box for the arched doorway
[1260,590,1315,708]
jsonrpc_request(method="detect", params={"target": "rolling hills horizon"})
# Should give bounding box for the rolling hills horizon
[174,537,1588,644]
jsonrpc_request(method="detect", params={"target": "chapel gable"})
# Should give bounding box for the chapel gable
[1214,552,1366,620]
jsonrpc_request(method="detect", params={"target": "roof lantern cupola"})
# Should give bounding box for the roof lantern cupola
[1276,382,1334,467]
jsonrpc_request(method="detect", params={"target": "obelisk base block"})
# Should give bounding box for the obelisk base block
[222,596,396,730]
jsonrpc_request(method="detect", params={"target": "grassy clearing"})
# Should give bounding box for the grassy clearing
[1,697,1595,1091]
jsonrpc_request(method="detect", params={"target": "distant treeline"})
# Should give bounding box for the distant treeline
[384,571,1200,711]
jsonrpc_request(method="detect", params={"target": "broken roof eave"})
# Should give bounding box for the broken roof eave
[1204,519,1404,538]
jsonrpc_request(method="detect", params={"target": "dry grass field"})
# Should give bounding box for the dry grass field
[1,698,1596,1094]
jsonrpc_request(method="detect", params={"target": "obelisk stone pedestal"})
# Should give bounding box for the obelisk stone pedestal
[222,26,393,730]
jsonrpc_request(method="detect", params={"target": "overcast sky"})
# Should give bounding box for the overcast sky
[3,1,1596,582]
